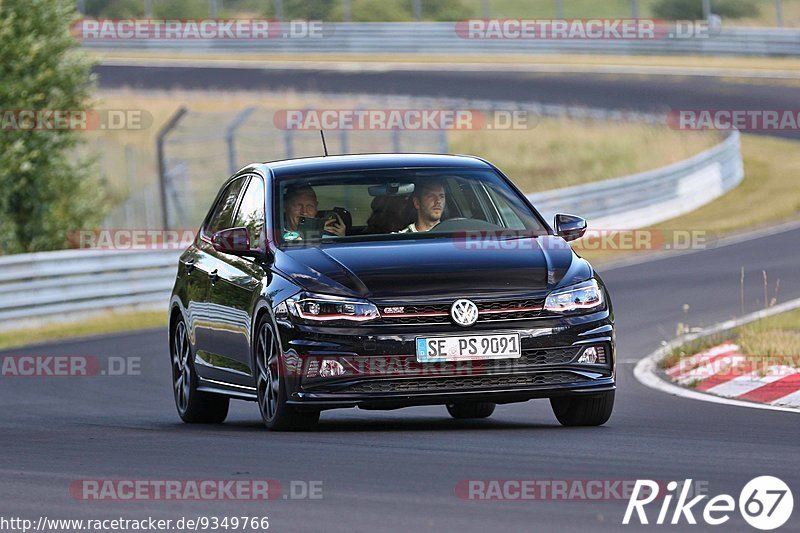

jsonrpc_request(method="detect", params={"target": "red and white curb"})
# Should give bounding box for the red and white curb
[665,342,800,409]
[634,297,800,414]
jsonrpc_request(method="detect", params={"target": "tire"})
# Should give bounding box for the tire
[254,316,319,431]
[446,402,496,419]
[550,391,614,427]
[171,317,229,423]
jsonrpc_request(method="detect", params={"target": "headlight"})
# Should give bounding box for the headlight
[544,279,604,313]
[287,293,379,323]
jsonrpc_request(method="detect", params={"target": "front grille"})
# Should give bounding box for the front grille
[308,346,580,378]
[378,297,546,325]
[522,346,580,365]
[344,372,587,393]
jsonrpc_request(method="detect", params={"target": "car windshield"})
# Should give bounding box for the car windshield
[275,167,547,247]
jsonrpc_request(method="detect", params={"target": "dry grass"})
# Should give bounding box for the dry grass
[738,308,800,363]
[0,310,167,351]
[662,308,800,372]
[450,119,717,191]
[89,88,718,197]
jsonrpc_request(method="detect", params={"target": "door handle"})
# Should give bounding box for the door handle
[209,269,219,283]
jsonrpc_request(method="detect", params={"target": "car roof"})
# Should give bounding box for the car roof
[262,153,493,177]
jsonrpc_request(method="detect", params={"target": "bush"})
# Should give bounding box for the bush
[653,0,759,20]
[0,0,106,254]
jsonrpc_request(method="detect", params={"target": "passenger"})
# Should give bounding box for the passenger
[366,195,412,234]
[283,185,345,238]
[398,180,445,233]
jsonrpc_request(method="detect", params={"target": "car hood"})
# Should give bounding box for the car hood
[274,236,592,300]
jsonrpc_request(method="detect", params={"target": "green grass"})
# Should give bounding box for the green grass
[0,310,167,351]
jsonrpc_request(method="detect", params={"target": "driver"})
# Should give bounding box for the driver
[283,185,345,238]
[398,180,445,233]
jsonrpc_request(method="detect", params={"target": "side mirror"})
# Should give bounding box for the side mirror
[212,227,259,257]
[554,213,587,242]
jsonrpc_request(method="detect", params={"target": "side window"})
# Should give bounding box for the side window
[205,177,247,235]
[233,177,265,248]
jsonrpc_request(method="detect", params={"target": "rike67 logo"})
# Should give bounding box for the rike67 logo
[624,477,793,530]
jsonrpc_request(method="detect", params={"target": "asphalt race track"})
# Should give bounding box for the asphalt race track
[1,66,798,531]
[95,65,800,140]
[2,225,799,532]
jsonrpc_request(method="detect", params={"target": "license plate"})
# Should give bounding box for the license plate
[415,333,521,363]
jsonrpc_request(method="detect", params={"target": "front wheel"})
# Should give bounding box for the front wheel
[550,391,614,426]
[446,402,496,419]
[171,317,229,423]
[255,317,319,431]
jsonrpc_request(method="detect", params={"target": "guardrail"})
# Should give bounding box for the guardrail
[81,23,800,56]
[528,130,744,229]
[0,249,179,331]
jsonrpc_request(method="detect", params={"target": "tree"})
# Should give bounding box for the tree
[0,0,106,254]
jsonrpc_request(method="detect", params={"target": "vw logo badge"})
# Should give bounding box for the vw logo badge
[451,299,479,327]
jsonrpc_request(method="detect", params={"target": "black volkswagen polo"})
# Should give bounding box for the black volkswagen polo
[169,154,615,430]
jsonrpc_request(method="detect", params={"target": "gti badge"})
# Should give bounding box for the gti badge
[451,299,479,326]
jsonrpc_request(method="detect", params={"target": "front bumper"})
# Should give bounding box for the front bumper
[276,309,615,410]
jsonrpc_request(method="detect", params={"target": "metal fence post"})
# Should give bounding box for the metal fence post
[630,0,639,18]
[144,0,153,17]
[412,0,422,21]
[391,127,401,152]
[702,0,711,19]
[776,0,784,27]
[342,0,351,22]
[157,106,188,230]
[226,107,256,175]
[125,144,136,228]
[555,0,564,18]
[284,129,294,159]
[274,0,284,21]
[481,0,490,18]
[339,129,349,155]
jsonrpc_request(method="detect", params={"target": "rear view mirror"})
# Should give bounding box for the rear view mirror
[368,183,415,196]
[554,214,587,242]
